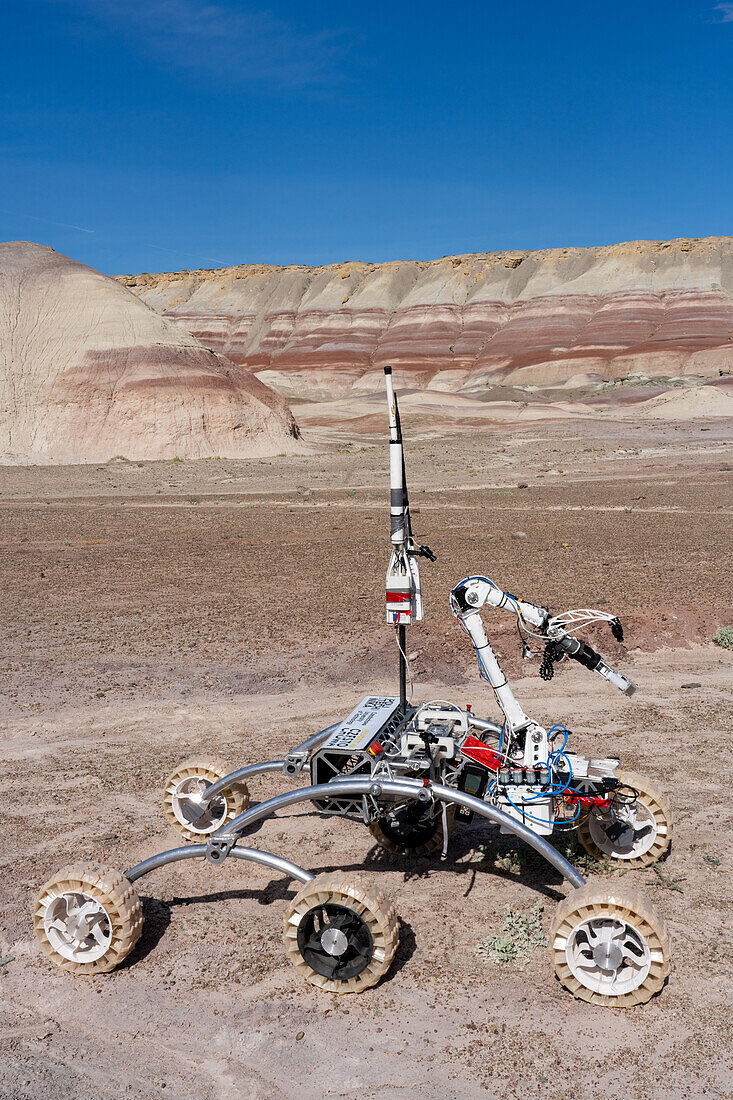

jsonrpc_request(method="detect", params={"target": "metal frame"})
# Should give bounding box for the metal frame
[127,844,314,885]
[125,774,585,889]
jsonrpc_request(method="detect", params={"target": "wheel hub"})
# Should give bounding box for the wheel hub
[592,939,624,971]
[297,902,374,980]
[44,892,112,963]
[566,916,651,995]
[589,802,657,859]
[173,777,227,832]
[320,927,349,957]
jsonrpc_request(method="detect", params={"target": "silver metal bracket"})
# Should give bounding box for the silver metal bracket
[283,752,308,778]
[205,836,235,864]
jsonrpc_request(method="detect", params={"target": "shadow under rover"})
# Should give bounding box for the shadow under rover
[225,800,573,902]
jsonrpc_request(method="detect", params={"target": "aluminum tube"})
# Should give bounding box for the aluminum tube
[216,777,585,888]
[288,723,340,758]
[467,716,504,736]
[125,844,313,885]
[202,761,284,804]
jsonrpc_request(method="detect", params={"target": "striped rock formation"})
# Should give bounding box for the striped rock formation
[0,242,300,464]
[121,237,733,401]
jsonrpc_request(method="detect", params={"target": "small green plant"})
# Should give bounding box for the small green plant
[187,497,200,504]
[552,832,610,876]
[646,865,686,893]
[474,903,545,966]
[168,456,183,464]
[468,844,528,875]
[712,626,733,649]
[703,853,722,867]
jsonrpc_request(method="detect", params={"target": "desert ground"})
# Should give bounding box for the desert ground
[1,409,731,1099]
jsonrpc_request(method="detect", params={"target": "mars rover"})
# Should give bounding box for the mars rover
[34,367,673,1007]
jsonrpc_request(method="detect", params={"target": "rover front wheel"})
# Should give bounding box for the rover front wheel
[549,882,670,1007]
[33,864,143,975]
[283,872,399,993]
[163,757,250,841]
[578,771,672,868]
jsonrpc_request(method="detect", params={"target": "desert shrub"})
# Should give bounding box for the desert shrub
[474,902,545,965]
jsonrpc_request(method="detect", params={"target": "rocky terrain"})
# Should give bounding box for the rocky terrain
[1,418,731,1099]
[0,243,301,464]
[1,238,731,1098]
[121,237,733,403]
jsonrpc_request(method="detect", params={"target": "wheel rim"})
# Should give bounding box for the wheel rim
[565,916,651,995]
[297,902,374,980]
[588,801,657,859]
[172,776,228,834]
[377,803,440,849]
[43,891,112,963]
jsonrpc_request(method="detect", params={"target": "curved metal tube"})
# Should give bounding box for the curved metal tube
[202,760,284,804]
[289,723,340,758]
[215,777,585,888]
[467,716,503,736]
[125,844,314,885]
[196,725,341,809]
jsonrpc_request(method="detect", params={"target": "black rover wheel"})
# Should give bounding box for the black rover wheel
[283,872,399,993]
[368,802,455,856]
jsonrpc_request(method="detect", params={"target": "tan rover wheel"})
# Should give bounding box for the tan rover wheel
[163,757,250,841]
[34,864,143,976]
[578,771,672,868]
[368,802,455,857]
[549,881,670,1007]
[283,872,399,993]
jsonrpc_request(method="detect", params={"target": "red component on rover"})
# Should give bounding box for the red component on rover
[563,793,612,809]
[460,735,502,771]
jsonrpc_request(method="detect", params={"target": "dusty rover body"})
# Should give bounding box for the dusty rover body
[34,368,672,1007]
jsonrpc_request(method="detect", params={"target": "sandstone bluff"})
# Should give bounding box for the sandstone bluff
[121,237,733,401]
[0,242,300,464]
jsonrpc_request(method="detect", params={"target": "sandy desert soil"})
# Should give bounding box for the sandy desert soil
[1,415,732,1099]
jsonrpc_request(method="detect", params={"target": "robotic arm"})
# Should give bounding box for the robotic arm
[450,576,636,699]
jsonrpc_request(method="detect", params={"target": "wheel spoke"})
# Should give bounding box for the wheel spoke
[607,921,627,943]
[303,937,326,954]
[620,944,645,967]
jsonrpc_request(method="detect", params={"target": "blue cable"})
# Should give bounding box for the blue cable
[548,725,569,754]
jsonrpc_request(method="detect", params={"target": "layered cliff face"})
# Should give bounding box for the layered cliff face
[121,237,733,401]
[0,242,301,464]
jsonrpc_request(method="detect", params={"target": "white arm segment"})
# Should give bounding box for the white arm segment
[451,576,637,699]
[458,607,533,731]
[454,576,549,631]
[450,577,548,731]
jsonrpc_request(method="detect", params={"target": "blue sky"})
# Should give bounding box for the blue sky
[1,1,732,274]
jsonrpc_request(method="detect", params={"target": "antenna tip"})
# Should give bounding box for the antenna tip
[384,365,392,375]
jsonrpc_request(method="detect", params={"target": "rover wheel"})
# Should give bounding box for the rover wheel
[549,882,670,1007]
[163,757,250,841]
[368,802,455,856]
[283,872,399,993]
[33,864,143,975]
[578,771,672,868]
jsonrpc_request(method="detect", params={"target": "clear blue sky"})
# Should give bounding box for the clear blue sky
[2,1,732,275]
